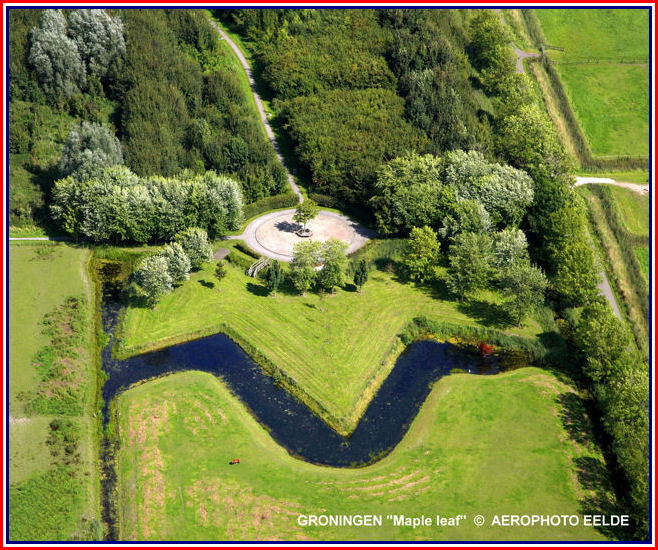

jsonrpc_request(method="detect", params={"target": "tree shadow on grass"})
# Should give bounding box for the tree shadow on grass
[246,281,269,297]
[199,280,215,289]
[456,299,515,330]
[557,391,628,540]
[558,391,595,450]
[343,283,358,293]
[574,455,628,540]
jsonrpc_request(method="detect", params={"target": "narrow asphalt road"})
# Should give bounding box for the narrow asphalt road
[207,18,304,203]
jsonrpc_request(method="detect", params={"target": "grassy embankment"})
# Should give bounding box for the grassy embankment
[8,243,101,540]
[117,240,545,436]
[113,368,613,541]
[577,185,650,356]
[533,9,649,162]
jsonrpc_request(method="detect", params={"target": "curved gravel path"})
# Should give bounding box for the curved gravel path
[207,18,304,203]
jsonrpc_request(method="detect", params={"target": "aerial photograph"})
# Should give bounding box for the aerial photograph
[4,4,652,545]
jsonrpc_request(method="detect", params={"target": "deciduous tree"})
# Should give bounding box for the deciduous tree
[403,225,439,283]
[134,255,173,307]
[317,239,348,293]
[446,231,493,301]
[290,240,322,294]
[500,261,547,326]
[175,227,213,270]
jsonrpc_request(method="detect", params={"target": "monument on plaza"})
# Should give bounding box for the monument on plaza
[292,199,319,237]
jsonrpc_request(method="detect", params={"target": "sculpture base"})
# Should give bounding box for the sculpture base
[295,228,313,237]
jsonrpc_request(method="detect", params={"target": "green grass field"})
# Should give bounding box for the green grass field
[608,186,650,283]
[536,9,649,60]
[534,9,649,159]
[8,243,100,540]
[609,187,649,236]
[556,64,649,157]
[118,242,542,435]
[115,368,612,541]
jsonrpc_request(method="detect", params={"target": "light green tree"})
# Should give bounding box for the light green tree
[293,199,319,232]
[402,226,439,283]
[446,231,493,301]
[134,255,173,307]
[159,242,191,286]
[317,239,349,293]
[175,227,213,270]
[290,240,322,294]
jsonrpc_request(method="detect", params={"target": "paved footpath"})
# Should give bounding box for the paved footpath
[207,18,304,203]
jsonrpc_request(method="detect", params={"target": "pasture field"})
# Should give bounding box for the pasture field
[534,9,650,159]
[8,243,100,540]
[114,369,612,541]
[536,9,649,60]
[609,186,650,236]
[556,64,649,157]
[118,241,543,435]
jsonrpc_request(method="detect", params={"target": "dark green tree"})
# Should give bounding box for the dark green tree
[214,260,227,287]
[353,258,369,292]
[266,260,284,296]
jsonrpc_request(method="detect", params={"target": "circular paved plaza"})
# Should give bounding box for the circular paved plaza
[234,209,376,261]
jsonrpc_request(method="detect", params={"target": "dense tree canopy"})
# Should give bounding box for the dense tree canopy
[283,88,424,204]
[68,9,125,79]
[51,167,243,243]
[370,153,455,235]
[29,10,85,100]
[59,121,123,181]
[444,150,534,228]
[382,9,493,154]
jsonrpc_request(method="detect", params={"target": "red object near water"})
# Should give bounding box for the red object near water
[229,458,240,465]
[478,342,493,356]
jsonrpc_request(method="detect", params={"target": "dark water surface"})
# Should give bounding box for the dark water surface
[101,283,509,467]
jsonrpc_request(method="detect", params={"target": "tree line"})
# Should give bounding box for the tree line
[51,166,243,243]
